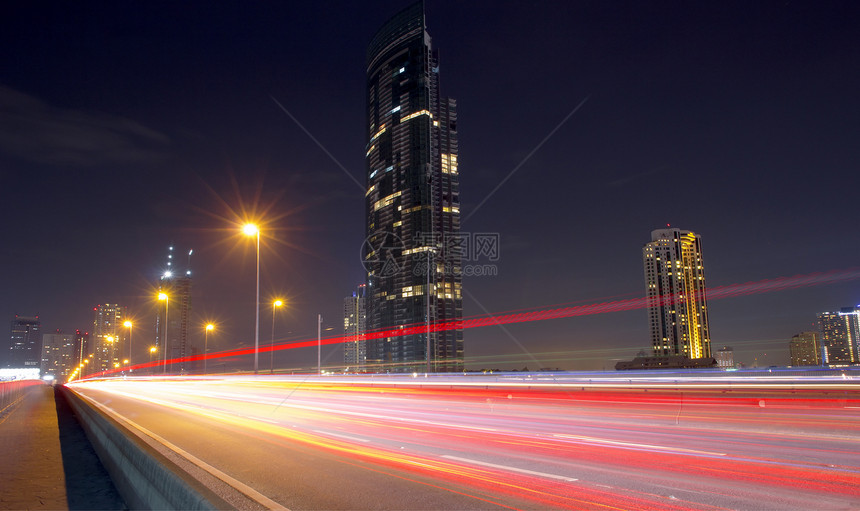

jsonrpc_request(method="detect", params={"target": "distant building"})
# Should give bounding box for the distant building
[156,246,193,372]
[343,284,367,371]
[789,331,820,366]
[41,331,75,381]
[615,355,717,371]
[73,329,90,367]
[817,307,859,364]
[643,228,712,360]
[6,315,42,369]
[92,304,127,373]
[363,2,463,372]
[715,346,734,368]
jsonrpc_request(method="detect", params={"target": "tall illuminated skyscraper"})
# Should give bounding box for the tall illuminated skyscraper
[156,246,192,372]
[643,228,712,359]
[789,331,821,366]
[92,304,127,372]
[363,2,463,372]
[343,284,367,371]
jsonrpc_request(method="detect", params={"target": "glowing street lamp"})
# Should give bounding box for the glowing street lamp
[243,223,261,374]
[149,346,157,366]
[271,300,283,374]
[124,320,133,368]
[204,323,215,375]
[158,292,169,373]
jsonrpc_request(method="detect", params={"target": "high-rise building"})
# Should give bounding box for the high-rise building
[789,331,821,366]
[73,329,90,367]
[343,284,367,371]
[817,307,859,365]
[41,331,75,381]
[93,304,127,372]
[363,2,463,372]
[156,246,192,372]
[6,315,42,369]
[643,228,712,360]
[715,346,734,369]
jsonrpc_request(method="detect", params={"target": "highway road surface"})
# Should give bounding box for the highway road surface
[68,373,860,510]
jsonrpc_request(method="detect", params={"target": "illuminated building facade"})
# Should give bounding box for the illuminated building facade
[643,228,712,359]
[41,332,75,381]
[789,331,821,366]
[817,307,859,365]
[6,315,42,369]
[715,346,734,369]
[156,246,193,373]
[343,284,367,371]
[92,304,127,372]
[363,2,463,372]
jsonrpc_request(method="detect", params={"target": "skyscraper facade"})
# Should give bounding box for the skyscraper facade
[6,315,42,369]
[817,307,859,365]
[363,2,463,372]
[643,228,712,359]
[789,331,821,366]
[92,304,127,372]
[156,246,193,373]
[41,332,75,381]
[343,284,367,371]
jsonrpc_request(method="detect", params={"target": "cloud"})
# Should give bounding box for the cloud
[0,85,169,166]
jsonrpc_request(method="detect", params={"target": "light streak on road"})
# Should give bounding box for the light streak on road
[68,374,860,509]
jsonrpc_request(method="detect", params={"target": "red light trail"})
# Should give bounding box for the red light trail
[90,267,860,377]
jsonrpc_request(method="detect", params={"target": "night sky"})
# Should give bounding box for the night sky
[2,1,858,370]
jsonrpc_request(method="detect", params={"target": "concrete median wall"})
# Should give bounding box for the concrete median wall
[61,386,233,510]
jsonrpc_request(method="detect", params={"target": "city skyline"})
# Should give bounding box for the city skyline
[2,1,859,369]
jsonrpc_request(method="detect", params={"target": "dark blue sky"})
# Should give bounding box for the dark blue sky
[2,1,858,370]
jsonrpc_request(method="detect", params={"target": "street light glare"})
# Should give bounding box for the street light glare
[124,321,132,328]
[243,223,259,236]
[206,323,215,331]
[274,299,283,307]
[158,292,168,301]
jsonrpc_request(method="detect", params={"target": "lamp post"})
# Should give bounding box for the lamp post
[158,293,169,373]
[204,323,214,375]
[243,223,260,374]
[271,300,283,374]
[149,346,156,368]
[123,321,133,369]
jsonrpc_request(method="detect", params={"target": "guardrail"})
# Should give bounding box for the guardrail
[0,379,44,414]
[60,386,234,510]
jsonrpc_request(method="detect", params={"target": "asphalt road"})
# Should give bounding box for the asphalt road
[69,374,860,510]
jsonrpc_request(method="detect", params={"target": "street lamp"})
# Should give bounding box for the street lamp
[149,346,157,367]
[123,321,133,368]
[271,300,283,374]
[243,223,260,374]
[204,323,214,375]
[158,292,169,373]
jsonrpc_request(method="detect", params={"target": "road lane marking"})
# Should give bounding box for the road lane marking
[441,455,579,482]
[552,434,727,456]
[312,430,371,443]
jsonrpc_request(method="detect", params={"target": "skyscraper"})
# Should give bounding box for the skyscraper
[41,331,75,381]
[817,307,859,365]
[92,304,127,372]
[643,228,712,359]
[363,2,463,372]
[343,284,367,371]
[789,331,821,366]
[6,315,42,369]
[156,246,192,372]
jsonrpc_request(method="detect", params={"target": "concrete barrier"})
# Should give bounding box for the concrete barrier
[61,386,234,510]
